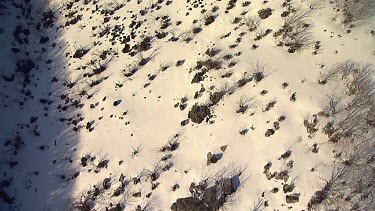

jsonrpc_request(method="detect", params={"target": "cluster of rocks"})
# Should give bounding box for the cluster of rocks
[265,115,286,137]
[263,154,300,204]
[303,115,319,137]
[171,175,240,211]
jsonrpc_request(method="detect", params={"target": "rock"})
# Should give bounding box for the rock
[191,71,206,84]
[220,145,228,152]
[188,104,211,124]
[189,182,206,194]
[0,189,14,204]
[209,91,224,105]
[258,8,272,19]
[266,172,273,180]
[280,150,291,159]
[135,205,142,211]
[203,186,225,210]
[286,193,300,203]
[283,174,290,182]
[265,129,275,137]
[170,197,207,211]
[189,182,196,193]
[271,187,279,193]
[103,178,111,190]
[173,176,240,211]
[207,152,218,165]
[307,126,318,134]
[222,179,233,195]
[179,103,187,110]
[203,186,217,205]
[39,36,49,44]
[275,171,288,180]
[281,11,290,17]
[283,184,293,193]
[113,100,122,106]
[181,119,190,126]
[176,59,185,66]
[264,162,272,172]
[274,121,280,130]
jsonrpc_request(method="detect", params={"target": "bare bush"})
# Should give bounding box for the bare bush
[159,132,183,152]
[317,60,359,84]
[243,16,261,32]
[87,55,114,77]
[337,0,375,28]
[319,92,346,117]
[131,143,143,158]
[312,60,375,210]
[251,62,274,83]
[72,184,104,211]
[146,163,161,182]
[346,63,374,95]
[122,63,139,78]
[274,4,316,52]
[236,95,257,114]
[308,135,375,210]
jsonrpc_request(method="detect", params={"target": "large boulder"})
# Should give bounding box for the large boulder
[170,197,207,211]
[188,104,211,124]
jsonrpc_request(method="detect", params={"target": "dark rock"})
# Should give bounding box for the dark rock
[206,152,218,165]
[220,145,228,152]
[176,59,185,66]
[204,15,216,25]
[265,129,275,137]
[113,100,122,106]
[171,197,207,211]
[15,59,36,87]
[39,36,49,44]
[103,178,111,190]
[191,70,206,84]
[222,178,233,195]
[203,186,225,209]
[0,189,14,204]
[209,91,224,105]
[279,150,291,159]
[281,11,290,17]
[181,119,190,126]
[188,104,211,124]
[283,184,294,193]
[258,8,272,19]
[286,193,300,203]
[73,48,89,59]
